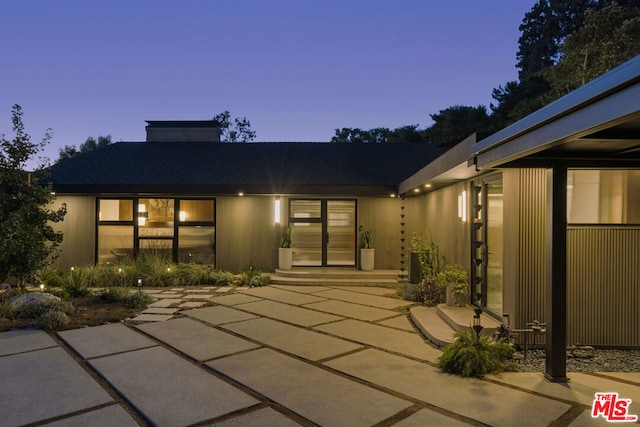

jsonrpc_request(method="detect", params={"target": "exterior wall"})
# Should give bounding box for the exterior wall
[51,195,96,269]
[504,169,640,347]
[358,196,403,270]
[404,182,470,269]
[216,195,279,272]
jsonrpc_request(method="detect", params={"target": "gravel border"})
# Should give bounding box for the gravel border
[512,348,640,372]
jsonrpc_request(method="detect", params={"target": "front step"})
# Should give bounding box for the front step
[410,304,502,347]
[270,268,404,287]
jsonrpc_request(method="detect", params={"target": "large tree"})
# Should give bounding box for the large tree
[0,105,67,284]
[213,111,256,142]
[58,135,112,162]
[422,105,492,147]
[545,3,640,97]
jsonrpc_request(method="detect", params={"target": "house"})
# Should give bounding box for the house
[47,55,640,380]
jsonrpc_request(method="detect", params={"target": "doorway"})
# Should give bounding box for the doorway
[288,199,357,267]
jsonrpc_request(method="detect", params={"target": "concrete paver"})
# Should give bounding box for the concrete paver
[131,313,174,322]
[58,323,157,359]
[41,404,139,427]
[305,299,399,321]
[210,293,262,305]
[1,347,114,426]
[149,298,183,308]
[325,349,571,427]
[89,346,259,426]
[136,317,260,362]
[488,371,640,416]
[378,314,415,331]
[316,319,442,362]
[142,307,179,314]
[208,347,413,426]
[393,409,472,427]
[312,288,411,309]
[237,299,343,326]
[240,286,327,305]
[271,284,330,293]
[0,328,57,356]
[222,317,362,361]
[209,407,301,427]
[185,305,259,325]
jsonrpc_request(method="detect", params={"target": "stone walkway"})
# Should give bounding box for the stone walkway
[1,284,638,426]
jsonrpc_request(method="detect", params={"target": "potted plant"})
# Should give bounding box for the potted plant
[278,224,292,270]
[438,264,469,307]
[360,228,375,271]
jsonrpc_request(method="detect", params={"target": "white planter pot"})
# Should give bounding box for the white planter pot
[278,247,292,270]
[360,248,375,271]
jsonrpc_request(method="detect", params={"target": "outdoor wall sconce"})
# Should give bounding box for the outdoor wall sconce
[457,190,467,222]
[274,197,281,224]
[138,204,148,226]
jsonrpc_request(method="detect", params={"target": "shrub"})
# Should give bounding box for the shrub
[126,291,154,308]
[36,310,69,331]
[238,268,270,287]
[21,300,75,319]
[437,330,515,377]
[211,270,235,286]
[97,286,130,303]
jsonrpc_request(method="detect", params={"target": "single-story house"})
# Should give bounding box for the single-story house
[47,55,640,380]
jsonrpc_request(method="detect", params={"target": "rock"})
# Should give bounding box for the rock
[9,293,61,313]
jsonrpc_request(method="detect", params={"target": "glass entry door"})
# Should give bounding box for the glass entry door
[289,199,356,267]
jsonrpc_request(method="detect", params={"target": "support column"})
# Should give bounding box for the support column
[545,166,569,382]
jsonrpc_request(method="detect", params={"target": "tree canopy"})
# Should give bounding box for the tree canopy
[213,111,256,143]
[58,135,112,162]
[0,105,66,283]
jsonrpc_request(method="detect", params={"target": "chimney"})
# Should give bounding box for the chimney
[145,120,221,142]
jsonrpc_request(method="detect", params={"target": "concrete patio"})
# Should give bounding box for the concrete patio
[1,284,638,426]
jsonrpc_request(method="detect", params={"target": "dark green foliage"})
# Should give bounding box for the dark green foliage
[437,330,515,377]
[238,268,271,287]
[422,105,492,147]
[125,291,153,308]
[57,135,112,162]
[213,111,256,142]
[0,105,67,283]
[35,309,69,331]
[97,286,130,302]
[211,270,235,286]
[21,299,74,331]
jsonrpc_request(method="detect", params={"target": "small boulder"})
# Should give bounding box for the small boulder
[9,293,61,313]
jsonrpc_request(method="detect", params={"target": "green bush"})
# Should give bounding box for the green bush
[238,268,270,287]
[437,330,515,377]
[126,291,154,308]
[211,270,235,286]
[36,310,69,331]
[21,300,75,319]
[97,286,131,303]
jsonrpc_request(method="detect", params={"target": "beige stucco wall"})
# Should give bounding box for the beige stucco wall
[50,195,96,269]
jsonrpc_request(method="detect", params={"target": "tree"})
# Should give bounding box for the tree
[330,127,390,143]
[58,135,112,162]
[490,76,551,129]
[422,105,492,147]
[0,105,67,284]
[545,3,640,98]
[213,111,256,142]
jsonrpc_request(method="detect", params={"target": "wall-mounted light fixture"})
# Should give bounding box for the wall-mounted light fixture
[457,190,467,222]
[179,211,187,222]
[274,197,281,224]
[138,204,148,226]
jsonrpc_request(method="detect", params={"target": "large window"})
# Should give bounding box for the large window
[97,198,215,265]
[568,170,640,224]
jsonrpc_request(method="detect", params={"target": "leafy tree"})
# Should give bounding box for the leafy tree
[58,135,112,162]
[545,3,640,97]
[0,105,67,284]
[331,127,390,143]
[213,111,256,142]
[422,105,491,147]
[490,76,551,129]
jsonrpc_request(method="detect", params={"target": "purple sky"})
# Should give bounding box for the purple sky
[1,1,533,166]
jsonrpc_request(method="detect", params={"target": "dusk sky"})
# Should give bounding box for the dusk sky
[1,1,534,165]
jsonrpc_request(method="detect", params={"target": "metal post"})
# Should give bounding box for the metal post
[545,166,569,382]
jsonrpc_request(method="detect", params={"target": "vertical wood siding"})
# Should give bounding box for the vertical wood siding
[567,227,640,346]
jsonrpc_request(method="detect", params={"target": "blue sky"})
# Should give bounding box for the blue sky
[1,0,533,164]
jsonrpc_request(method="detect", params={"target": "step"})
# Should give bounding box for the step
[269,274,400,287]
[410,306,455,347]
[436,304,501,335]
[274,268,403,280]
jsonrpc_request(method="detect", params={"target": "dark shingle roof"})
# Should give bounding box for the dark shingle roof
[48,141,448,195]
